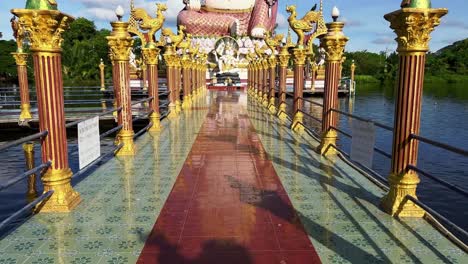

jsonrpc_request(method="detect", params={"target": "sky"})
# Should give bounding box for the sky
[1,0,467,53]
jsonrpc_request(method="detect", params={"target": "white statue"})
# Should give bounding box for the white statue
[212,41,240,73]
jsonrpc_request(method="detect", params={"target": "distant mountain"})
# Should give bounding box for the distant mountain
[435,38,468,55]
[426,38,467,75]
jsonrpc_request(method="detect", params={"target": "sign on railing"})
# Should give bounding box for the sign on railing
[351,120,376,167]
[78,116,100,169]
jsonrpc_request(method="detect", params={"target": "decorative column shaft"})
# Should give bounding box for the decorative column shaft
[257,62,263,101]
[317,22,349,155]
[175,59,182,113]
[291,48,307,133]
[141,63,148,91]
[107,21,135,156]
[381,7,447,217]
[350,60,356,94]
[164,47,177,118]
[99,58,106,91]
[262,59,269,107]
[181,53,191,110]
[142,47,162,132]
[12,52,32,123]
[311,63,318,93]
[23,142,38,203]
[11,8,81,212]
[277,47,289,121]
[268,56,277,114]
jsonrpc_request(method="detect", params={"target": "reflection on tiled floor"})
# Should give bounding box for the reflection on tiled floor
[247,98,467,263]
[0,91,466,264]
[138,92,320,263]
[0,98,208,264]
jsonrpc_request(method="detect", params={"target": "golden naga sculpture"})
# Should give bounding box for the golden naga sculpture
[162,26,186,48]
[286,3,323,47]
[264,32,284,53]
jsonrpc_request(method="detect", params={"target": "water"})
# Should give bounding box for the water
[291,81,468,232]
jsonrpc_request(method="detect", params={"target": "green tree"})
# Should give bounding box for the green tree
[0,40,18,85]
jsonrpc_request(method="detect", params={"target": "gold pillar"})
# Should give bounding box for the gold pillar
[99,58,106,91]
[350,60,356,94]
[142,47,162,132]
[381,6,447,217]
[181,52,191,110]
[163,46,178,118]
[262,59,269,107]
[268,55,277,114]
[23,142,38,203]
[141,63,148,91]
[311,62,318,93]
[11,7,81,212]
[107,21,136,156]
[175,58,182,113]
[12,52,32,123]
[277,47,289,121]
[317,21,349,155]
[291,48,307,133]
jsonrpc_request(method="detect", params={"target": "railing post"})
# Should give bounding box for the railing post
[142,47,162,132]
[262,59,269,107]
[268,55,277,114]
[350,60,356,94]
[12,5,81,212]
[141,62,148,92]
[12,52,32,124]
[99,58,106,91]
[311,62,318,94]
[253,62,258,99]
[163,46,178,118]
[317,19,349,155]
[107,18,136,156]
[277,46,289,121]
[381,4,447,217]
[257,61,263,102]
[291,47,306,133]
[181,51,192,110]
[175,58,182,113]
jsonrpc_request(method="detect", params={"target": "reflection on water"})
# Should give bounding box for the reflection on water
[290,81,468,231]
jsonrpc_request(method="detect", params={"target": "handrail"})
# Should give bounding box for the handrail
[134,122,153,139]
[0,161,51,192]
[132,110,154,123]
[0,131,48,152]
[65,107,122,128]
[410,134,468,157]
[300,97,324,107]
[299,110,322,124]
[100,125,123,139]
[131,97,154,106]
[407,165,468,197]
[331,108,393,131]
[72,144,123,179]
[0,190,54,232]
[330,125,392,159]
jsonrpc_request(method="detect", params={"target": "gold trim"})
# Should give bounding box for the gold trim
[201,6,253,13]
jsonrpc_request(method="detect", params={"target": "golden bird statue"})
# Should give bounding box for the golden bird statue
[286,4,322,46]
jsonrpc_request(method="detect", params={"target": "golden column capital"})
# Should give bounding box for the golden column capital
[278,48,290,68]
[320,22,349,62]
[99,58,105,70]
[268,55,277,68]
[292,48,307,66]
[107,22,133,61]
[385,8,447,53]
[142,47,160,65]
[11,9,73,52]
[12,52,29,66]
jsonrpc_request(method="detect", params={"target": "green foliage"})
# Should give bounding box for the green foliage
[0,40,18,85]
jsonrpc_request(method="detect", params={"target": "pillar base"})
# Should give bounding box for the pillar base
[19,103,33,123]
[291,112,305,134]
[176,100,182,114]
[182,96,191,110]
[262,95,269,107]
[39,168,81,212]
[268,98,277,115]
[116,130,136,156]
[277,103,289,122]
[149,112,162,132]
[317,130,338,156]
[381,172,425,218]
[167,103,178,119]
[100,86,106,92]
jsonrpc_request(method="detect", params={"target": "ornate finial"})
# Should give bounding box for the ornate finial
[401,0,432,8]
[320,0,323,13]
[130,0,135,10]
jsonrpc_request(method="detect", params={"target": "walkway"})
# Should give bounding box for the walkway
[0,91,466,264]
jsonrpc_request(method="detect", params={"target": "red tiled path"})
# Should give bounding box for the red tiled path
[138,92,321,264]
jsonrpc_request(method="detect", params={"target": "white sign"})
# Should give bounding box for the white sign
[350,119,376,168]
[78,116,100,169]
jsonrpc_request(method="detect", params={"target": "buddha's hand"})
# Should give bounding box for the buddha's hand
[185,0,201,11]
[251,27,266,39]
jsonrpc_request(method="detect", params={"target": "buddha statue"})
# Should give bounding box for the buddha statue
[178,0,278,39]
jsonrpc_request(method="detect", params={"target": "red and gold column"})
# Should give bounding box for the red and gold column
[268,55,277,114]
[181,52,191,110]
[175,57,182,113]
[350,60,356,94]
[12,52,32,123]
[311,62,318,94]
[381,6,447,217]
[277,46,290,121]
[23,142,38,203]
[262,59,269,107]
[163,46,178,118]
[142,46,162,132]
[317,21,349,155]
[11,7,81,212]
[99,58,106,91]
[107,20,136,156]
[141,63,148,92]
[291,47,307,133]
